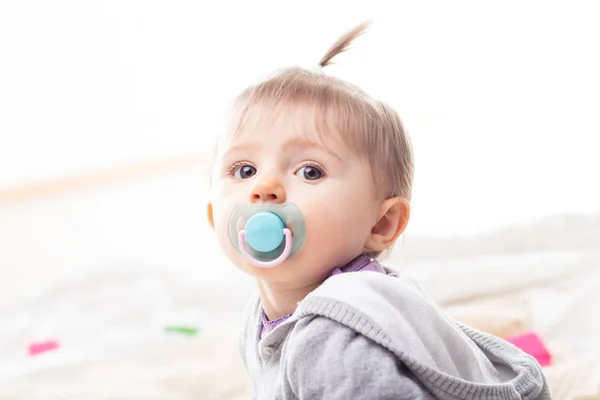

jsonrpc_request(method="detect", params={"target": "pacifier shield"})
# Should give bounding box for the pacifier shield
[227,202,306,263]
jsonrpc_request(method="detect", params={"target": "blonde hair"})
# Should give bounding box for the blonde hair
[219,21,414,202]
[214,22,414,257]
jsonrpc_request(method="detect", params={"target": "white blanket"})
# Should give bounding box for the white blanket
[1,247,598,399]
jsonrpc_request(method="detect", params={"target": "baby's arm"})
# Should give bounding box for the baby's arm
[283,316,435,400]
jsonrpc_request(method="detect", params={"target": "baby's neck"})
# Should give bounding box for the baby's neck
[257,254,378,320]
[257,278,324,321]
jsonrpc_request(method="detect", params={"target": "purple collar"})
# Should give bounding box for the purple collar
[260,254,385,338]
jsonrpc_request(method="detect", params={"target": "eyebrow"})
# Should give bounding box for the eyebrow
[282,137,343,161]
[222,138,343,162]
[221,141,262,159]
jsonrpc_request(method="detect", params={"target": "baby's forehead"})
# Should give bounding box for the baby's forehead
[218,101,354,157]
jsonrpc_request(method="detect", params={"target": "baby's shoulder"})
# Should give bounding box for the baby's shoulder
[299,269,435,323]
[294,270,448,352]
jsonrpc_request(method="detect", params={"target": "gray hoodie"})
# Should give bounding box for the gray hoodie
[240,267,551,399]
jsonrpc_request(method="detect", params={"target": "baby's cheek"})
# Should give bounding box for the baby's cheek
[212,199,234,231]
[215,227,244,267]
[304,208,352,249]
[210,207,233,250]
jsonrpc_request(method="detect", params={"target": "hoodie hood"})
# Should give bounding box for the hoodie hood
[297,268,550,399]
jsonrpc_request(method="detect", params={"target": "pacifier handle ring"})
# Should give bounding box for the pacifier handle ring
[238,228,292,268]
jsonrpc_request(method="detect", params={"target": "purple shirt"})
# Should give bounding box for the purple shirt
[260,254,385,338]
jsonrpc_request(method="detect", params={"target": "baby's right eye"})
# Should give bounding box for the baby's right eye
[232,164,257,180]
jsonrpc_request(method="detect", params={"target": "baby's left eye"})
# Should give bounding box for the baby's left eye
[295,165,323,181]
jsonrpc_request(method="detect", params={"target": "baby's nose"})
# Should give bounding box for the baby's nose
[250,179,286,204]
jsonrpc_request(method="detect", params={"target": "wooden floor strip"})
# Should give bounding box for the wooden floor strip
[0,153,209,206]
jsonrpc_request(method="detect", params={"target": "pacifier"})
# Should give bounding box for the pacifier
[227,203,306,268]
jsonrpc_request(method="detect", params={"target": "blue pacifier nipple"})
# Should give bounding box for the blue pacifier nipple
[227,203,306,268]
[245,212,285,253]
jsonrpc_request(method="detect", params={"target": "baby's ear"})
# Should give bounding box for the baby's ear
[207,203,215,230]
[365,197,410,253]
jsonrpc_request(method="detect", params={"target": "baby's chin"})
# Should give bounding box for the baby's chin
[222,239,338,284]
[237,258,299,281]
[235,253,326,284]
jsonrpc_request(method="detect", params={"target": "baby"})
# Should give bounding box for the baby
[207,22,551,400]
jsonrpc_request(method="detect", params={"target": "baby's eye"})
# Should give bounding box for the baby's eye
[233,165,257,179]
[295,165,323,181]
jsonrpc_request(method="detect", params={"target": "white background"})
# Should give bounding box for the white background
[1,0,599,236]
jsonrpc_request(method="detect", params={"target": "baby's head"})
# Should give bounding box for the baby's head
[208,22,413,286]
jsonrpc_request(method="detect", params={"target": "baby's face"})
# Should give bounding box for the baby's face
[208,117,381,285]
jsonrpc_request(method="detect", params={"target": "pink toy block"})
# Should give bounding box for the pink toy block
[28,340,60,356]
[505,331,552,367]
